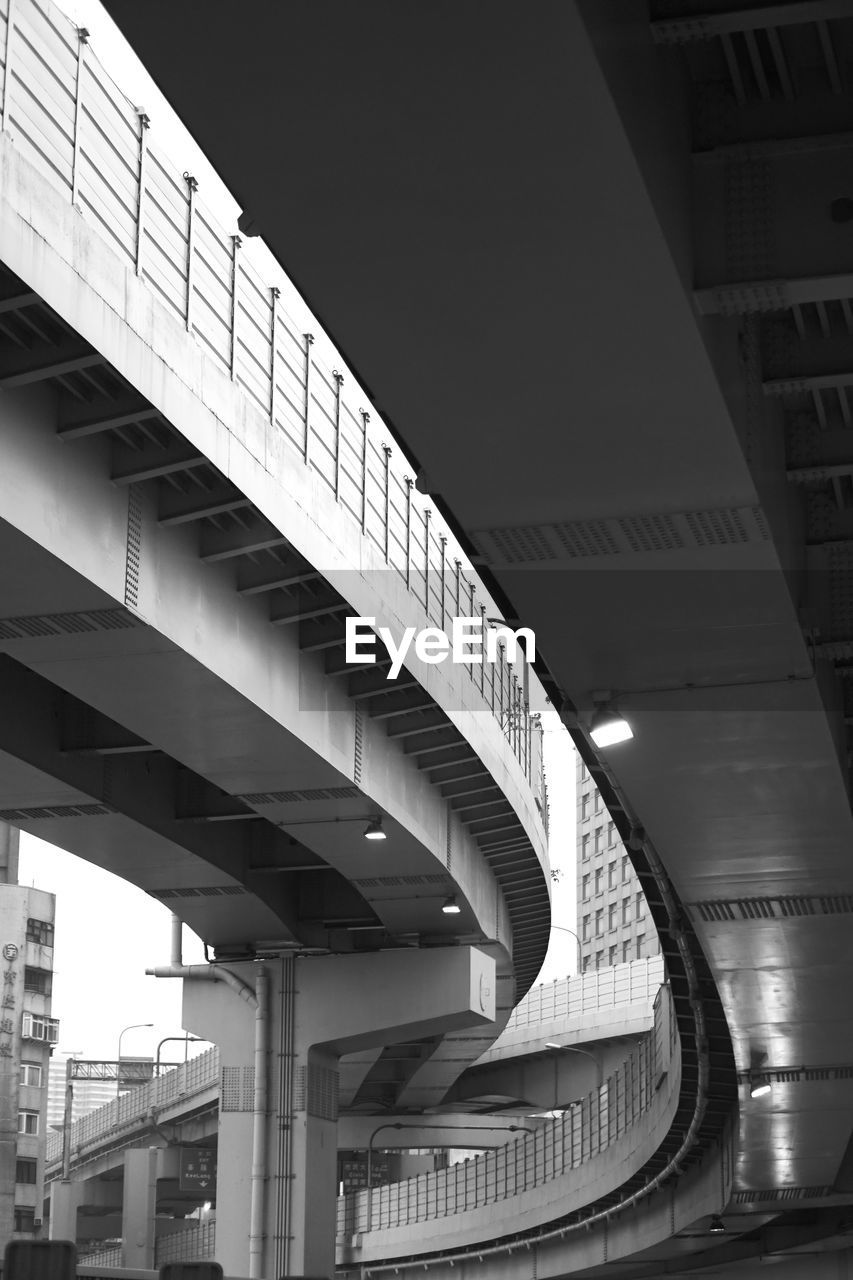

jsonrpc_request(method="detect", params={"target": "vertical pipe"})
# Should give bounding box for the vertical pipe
[170,914,182,966]
[70,28,88,207]
[61,1058,74,1180]
[134,112,150,276]
[248,968,269,1279]
[423,509,431,613]
[183,174,198,332]
[439,536,447,631]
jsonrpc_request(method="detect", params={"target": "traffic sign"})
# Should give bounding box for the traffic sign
[179,1145,217,1192]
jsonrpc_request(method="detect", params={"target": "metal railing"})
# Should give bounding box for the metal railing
[45,1049,219,1168]
[502,955,664,1032]
[338,984,675,1237]
[0,0,546,795]
[154,1221,216,1266]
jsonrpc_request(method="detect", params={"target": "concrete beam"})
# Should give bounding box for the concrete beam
[158,485,252,526]
[0,339,104,386]
[58,394,160,439]
[111,439,206,484]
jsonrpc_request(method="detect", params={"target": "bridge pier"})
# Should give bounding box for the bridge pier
[179,947,495,1279]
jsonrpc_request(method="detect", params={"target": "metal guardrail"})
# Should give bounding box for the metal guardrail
[45,1049,219,1168]
[338,984,675,1237]
[0,0,546,798]
[503,955,664,1032]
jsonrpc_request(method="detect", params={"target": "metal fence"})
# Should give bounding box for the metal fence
[0,0,545,794]
[338,984,675,1236]
[45,1049,219,1169]
[504,955,665,1032]
[154,1221,216,1266]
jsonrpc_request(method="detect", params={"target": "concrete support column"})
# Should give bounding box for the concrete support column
[49,1180,86,1242]
[182,946,495,1280]
[121,1147,159,1268]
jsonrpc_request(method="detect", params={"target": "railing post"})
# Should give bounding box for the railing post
[382,444,391,561]
[302,332,314,463]
[454,558,461,619]
[359,409,369,532]
[439,536,447,630]
[268,286,280,422]
[134,111,150,276]
[70,27,89,207]
[424,508,431,613]
[183,173,198,332]
[229,234,242,379]
[404,476,412,586]
[1,0,16,133]
[332,370,344,497]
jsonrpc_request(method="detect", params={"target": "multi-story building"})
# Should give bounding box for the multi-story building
[0,823,58,1246]
[576,756,660,972]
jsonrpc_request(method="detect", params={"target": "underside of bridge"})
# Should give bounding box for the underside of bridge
[97,0,853,1274]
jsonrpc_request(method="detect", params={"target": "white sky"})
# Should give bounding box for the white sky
[15,0,579,1063]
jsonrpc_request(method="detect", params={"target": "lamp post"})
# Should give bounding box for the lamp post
[116,1022,153,1096]
[155,1034,204,1076]
[551,924,583,972]
[545,1041,603,1088]
[365,1121,534,1233]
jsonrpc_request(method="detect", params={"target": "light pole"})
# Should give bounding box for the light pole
[551,924,583,972]
[155,1034,205,1076]
[116,1022,153,1096]
[545,1041,603,1088]
[365,1121,534,1233]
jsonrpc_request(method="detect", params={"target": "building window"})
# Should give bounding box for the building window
[607,821,615,846]
[595,950,604,970]
[594,791,602,813]
[608,903,617,931]
[622,940,632,963]
[13,1207,35,1233]
[21,1013,59,1044]
[622,856,630,883]
[582,955,590,973]
[609,945,618,966]
[594,868,603,894]
[581,793,589,819]
[23,968,51,996]
[594,825,603,852]
[622,898,631,925]
[17,1111,39,1136]
[581,873,591,901]
[15,1159,37,1186]
[582,915,591,942]
[581,833,590,861]
[595,908,603,936]
[20,1063,42,1088]
[635,891,644,920]
[608,862,616,889]
[636,933,645,959]
[25,919,53,946]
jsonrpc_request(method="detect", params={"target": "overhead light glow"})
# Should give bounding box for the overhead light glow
[441,896,461,914]
[750,1079,771,1098]
[589,703,633,748]
[545,1042,562,1050]
[363,817,386,841]
[709,1215,726,1234]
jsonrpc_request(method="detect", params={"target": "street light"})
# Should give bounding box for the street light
[551,924,582,972]
[155,1034,205,1075]
[116,1022,153,1096]
[545,1042,604,1088]
[365,1121,534,1232]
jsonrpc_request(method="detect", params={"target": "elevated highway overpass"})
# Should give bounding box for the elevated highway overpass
[4,0,853,1276]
